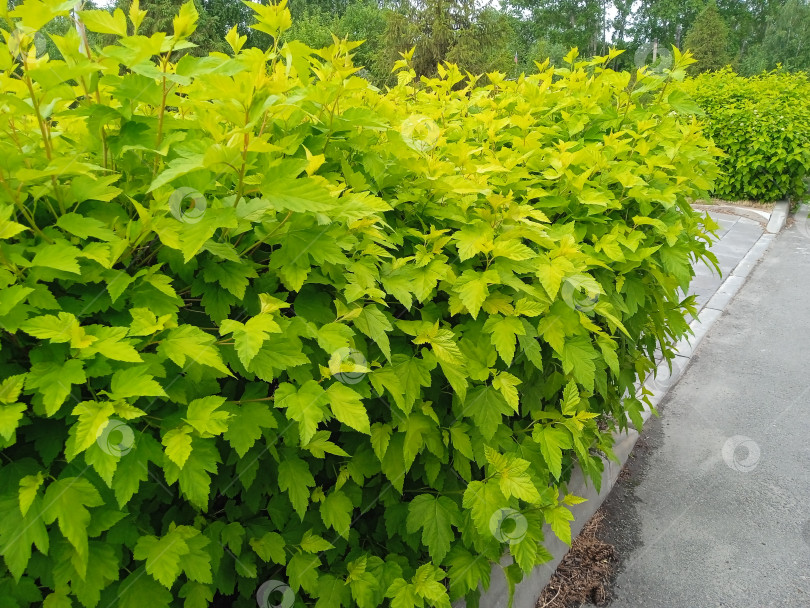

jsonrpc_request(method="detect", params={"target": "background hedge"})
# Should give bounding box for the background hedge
[683,68,810,202]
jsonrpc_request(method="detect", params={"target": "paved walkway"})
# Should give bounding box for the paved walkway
[590,212,810,606]
[688,208,765,315]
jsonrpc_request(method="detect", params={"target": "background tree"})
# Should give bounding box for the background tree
[448,8,517,75]
[714,0,773,66]
[632,0,704,53]
[202,0,258,44]
[504,0,606,56]
[108,0,229,53]
[610,0,632,46]
[282,6,339,51]
[337,1,387,77]
[11,0,808,85]
[380,0,513,80]
[741,0,810,73]
[684,1,731,73]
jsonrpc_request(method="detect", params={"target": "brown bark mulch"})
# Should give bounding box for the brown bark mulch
[536,509,616,608]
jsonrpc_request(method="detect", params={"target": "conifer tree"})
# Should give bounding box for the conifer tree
[684,1,731,73]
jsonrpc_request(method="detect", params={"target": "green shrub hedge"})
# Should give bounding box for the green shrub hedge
[683,68,810,202]
[0,2,718,606]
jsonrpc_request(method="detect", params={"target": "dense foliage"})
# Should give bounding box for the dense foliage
[684,68,810,202]
[0,1,720,606]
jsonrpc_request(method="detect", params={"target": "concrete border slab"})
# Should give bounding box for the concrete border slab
[766,200,789,233]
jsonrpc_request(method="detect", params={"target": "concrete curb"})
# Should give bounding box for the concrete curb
[766,199,789,234]
[462,205,787,608]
